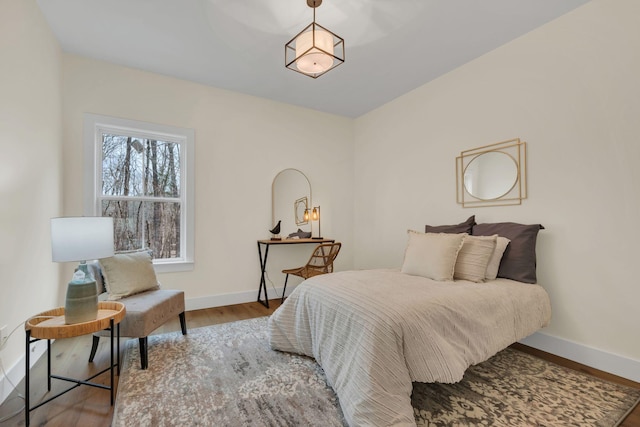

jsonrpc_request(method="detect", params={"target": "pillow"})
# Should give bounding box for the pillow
[453,235,497,282]
[99,249,160,300]
[485,236,511,281]
[401,231,466,281]
[425,215,475,234]
[472,222,544,284]
[86,260,105,293]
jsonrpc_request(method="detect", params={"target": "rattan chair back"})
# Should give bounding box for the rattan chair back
[281,242,342,302]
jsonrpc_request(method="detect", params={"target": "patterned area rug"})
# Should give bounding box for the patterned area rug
[113,317,640,427]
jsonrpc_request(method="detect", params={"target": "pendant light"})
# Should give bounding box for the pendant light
[285,0,345,78]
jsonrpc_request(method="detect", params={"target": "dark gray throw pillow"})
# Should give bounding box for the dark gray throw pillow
[425,215,476,234]
[472,222,544,284]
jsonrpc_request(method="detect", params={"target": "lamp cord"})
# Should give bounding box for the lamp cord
[0,322,27,422]
[0,358,25,422]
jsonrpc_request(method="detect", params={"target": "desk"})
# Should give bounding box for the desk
[24,301,126,427]
[257,238,335,308]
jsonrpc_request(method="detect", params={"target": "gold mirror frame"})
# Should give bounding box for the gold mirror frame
[456,138,527,208]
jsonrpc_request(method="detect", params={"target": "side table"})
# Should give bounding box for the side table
[24,301,126,427]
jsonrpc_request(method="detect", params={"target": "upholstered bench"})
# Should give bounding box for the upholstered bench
[87,251,187,369]
[89,289,186,369]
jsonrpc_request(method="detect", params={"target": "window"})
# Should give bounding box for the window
[83,114,194,272]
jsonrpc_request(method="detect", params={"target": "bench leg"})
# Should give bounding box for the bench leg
[139,337,148,370]
[88,335,100,362]
[179,312,187,335]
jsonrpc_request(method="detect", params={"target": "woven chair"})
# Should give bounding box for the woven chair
[281,242,342,303]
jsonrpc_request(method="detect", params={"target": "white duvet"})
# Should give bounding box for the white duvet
[268,269,552,426]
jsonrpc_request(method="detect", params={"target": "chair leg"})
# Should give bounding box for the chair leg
[139,337,148,370]
[281,274,289,304]
[88,335,100,362]
[179,312,187,335]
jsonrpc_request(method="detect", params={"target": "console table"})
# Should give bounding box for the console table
[24,301,125,427]
[257,238,335,308]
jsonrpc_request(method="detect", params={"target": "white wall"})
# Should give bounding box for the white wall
[0,0,62,401]
[354,0,640,378]
[62,55,354,309]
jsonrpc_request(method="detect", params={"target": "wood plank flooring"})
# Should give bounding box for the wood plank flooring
[0,300,638,426]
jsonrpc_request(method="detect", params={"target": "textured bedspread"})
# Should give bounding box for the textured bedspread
[268,269,552,426]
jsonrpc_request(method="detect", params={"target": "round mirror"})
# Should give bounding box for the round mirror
[464,151,518,200]
[272,169,311,237]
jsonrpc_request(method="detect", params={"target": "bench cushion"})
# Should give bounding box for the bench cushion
[96,289,185,338]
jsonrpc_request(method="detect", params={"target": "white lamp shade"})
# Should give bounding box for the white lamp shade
[296,28,334,74]
[51,217,115,262]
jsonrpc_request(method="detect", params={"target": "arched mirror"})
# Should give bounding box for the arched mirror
[272,168,312,237]
[456,139,527,207]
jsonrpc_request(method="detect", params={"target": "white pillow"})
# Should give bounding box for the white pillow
[401,231,466,281]
[99,250,159,300]
[485,236,511,280]
[454,235,497,282]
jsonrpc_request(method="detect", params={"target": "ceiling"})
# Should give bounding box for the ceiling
[36,0,589,118]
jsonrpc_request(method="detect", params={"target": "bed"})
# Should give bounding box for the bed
[268,219,551,426]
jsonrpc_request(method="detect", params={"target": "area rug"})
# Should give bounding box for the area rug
[113,317,640,427]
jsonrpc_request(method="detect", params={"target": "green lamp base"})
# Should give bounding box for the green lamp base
[65,263,98,324]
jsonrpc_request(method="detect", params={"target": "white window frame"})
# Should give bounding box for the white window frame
[83,113,195,273]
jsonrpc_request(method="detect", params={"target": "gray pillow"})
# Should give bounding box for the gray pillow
[86,261,105,293]
[472,222,544,284]
[425,215,475,234]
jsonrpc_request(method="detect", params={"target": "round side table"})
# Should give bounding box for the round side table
[24,301,125,427]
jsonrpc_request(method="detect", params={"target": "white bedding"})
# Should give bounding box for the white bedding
[268,269,552,426]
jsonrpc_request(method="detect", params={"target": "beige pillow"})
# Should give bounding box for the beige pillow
[485,236,511,280]
[99,250,159,300]
[454,235,497,282]
[401,231,466,281]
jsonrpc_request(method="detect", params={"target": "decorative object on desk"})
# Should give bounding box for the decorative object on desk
[51,216,114,324]
[294,196,309,226]
[288,229,313,239]
[285,0,345,79]
[304,206,322,239]
[269,220,282,240]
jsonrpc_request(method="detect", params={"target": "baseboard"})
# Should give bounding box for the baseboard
[519,331,640,383]
[185,284,296,311]
[0,340,47,404]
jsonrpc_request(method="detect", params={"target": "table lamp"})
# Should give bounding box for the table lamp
[304,206,322,239]
[51,217,114,324]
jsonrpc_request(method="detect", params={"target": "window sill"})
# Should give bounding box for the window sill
[153,261,194,274]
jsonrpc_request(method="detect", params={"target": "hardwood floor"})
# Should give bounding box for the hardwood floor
[1,300,638,426]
